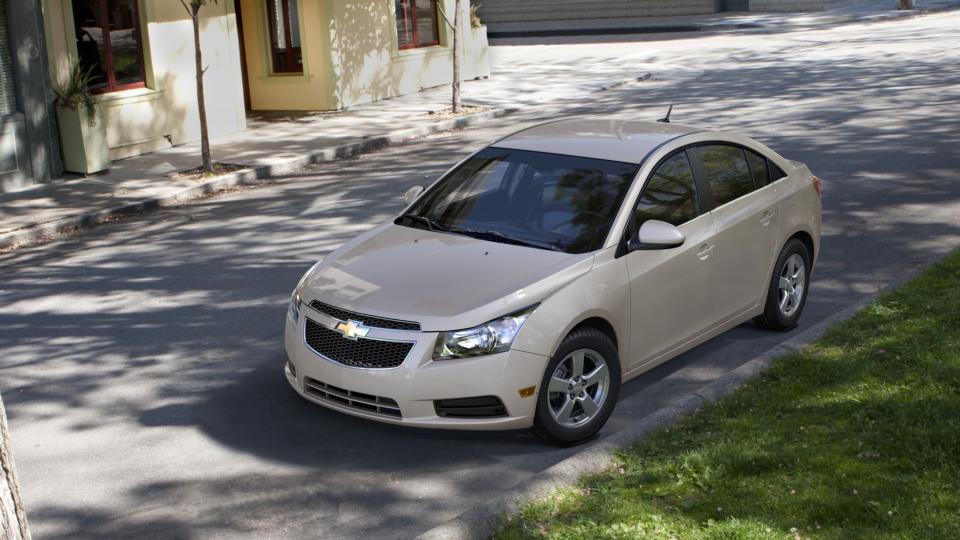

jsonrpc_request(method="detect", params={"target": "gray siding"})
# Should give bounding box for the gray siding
[0,0,14,116]
[0,0,29,191]
[2,0,60,190]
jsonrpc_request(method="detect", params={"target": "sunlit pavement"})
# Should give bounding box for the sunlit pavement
[2,12,959,539]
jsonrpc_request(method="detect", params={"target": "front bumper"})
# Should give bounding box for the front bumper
[283,305,550,430]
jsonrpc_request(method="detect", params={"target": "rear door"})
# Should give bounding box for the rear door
[690,144,782,322]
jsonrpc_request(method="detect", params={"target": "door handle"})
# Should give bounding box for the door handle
[696,243,714,260]
[760,210,775,226]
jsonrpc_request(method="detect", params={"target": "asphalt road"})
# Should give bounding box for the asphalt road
[2,13,960,539]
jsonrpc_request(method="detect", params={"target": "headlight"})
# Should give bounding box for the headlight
[433,305,537,360]
[288,289,303,323]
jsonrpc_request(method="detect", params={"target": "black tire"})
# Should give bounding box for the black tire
[754,238,812,331]
[532,327,621,446]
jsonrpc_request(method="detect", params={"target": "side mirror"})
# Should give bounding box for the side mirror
[628,220,685,251]
[403,185,424,205]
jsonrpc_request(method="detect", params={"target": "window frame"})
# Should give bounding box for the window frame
[395,0,441,51]
[628,148,702,232]
[72,0,147,94]
[265,0,303,74]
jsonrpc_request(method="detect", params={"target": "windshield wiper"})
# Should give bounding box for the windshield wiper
[448,228,564,252]
[397,213,446,232]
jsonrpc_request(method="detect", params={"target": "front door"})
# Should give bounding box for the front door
[625,149,718,370]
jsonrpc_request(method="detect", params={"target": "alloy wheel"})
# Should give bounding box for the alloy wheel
[778,253,806,317]
[547,349,610,428]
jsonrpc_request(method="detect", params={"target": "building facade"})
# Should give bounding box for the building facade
[33,0,490,177]
[237,0,490,110]
[43,0,248,162]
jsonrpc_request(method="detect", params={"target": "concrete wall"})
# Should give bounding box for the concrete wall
[478,0,718,23]
[43,0,247,160]
[477,0,825,23]
[750,0,824,11]
[329,0,490,109]
[240,0,491,111]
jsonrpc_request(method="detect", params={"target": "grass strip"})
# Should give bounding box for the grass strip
[496,251,960,539]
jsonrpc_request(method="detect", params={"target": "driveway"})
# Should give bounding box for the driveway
[2,12,959,539]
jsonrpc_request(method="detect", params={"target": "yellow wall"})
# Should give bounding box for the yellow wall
[241,0,491,111]
[43,0,247,160]
[238,0,337,110]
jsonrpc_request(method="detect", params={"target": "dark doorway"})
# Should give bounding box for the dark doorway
[233,0,251,111]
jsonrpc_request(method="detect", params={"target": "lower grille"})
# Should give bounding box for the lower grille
[304,317,413,369]
[304,377,402,418]
[434,396,508,419]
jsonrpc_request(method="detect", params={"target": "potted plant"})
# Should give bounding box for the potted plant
[54,64,111,174]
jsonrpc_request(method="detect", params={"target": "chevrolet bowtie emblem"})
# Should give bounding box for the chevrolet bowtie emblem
[334,319,371,340]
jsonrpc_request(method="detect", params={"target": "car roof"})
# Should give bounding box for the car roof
[491,118,702,165]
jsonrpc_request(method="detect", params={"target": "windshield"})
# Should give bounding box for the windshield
[396,148,639,254]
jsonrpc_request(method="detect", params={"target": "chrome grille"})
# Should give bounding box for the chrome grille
[304,377,402,418]
[309,300,420,331]
[304,317,413,369]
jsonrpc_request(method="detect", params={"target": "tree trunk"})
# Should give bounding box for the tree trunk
[452,0,461,114]
[191,5,213,173]
[0,393,30,540]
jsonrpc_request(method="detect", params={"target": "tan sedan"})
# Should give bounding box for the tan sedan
[284,118,822,444]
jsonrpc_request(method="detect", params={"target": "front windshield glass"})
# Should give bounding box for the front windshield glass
[397,148,639,254]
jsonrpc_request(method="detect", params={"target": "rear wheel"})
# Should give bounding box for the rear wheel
[532,328,620,446]
[754,238,811,331]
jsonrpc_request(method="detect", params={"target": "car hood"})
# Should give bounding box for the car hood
[302,223,594,331]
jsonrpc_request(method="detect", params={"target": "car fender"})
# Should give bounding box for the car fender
[512,247,631,366]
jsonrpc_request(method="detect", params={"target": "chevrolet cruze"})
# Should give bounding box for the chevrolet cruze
[284,118,822,444]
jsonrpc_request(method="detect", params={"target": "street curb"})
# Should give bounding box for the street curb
[0,107,515,252]
[416,293,882,540]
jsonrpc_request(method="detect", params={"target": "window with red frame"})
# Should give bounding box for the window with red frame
[72,0,146,93]
[266,0,302,73]
[395,0,440,50]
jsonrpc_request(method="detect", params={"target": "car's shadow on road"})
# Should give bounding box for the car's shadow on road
[139,351,548,470]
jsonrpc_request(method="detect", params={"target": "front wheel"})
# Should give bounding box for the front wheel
[754,238,812,331]
[532,328,621,446]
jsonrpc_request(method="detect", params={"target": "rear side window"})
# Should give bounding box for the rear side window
[745,149,768,188]
[633,151,699,228]
[696,145,754,207]
[769,162,787,182]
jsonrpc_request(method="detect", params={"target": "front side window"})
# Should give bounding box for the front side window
[398,148,639,254]
[395,0,440,50]
[72,0,146,93]
[696,144,755,208]
[267,0,303,73]
[633,151,699,229]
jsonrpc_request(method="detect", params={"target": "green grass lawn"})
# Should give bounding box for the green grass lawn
[497,251,960,540]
